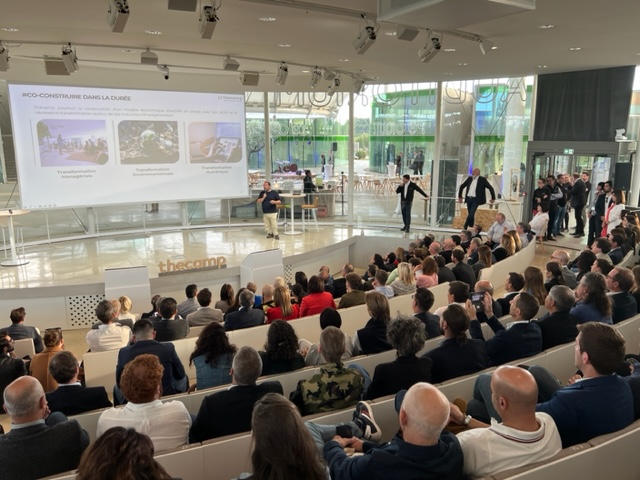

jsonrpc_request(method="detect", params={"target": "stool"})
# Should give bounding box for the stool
[277,204,288,227]
[301,196,319,232]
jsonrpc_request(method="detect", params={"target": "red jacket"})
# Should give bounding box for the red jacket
[300,292,337,317]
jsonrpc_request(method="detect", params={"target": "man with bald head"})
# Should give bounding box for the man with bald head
[312,383,463,479]
[458,167,496,229]
[0,376,89,479]
[450,366,561,477]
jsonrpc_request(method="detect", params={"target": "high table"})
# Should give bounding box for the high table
[279,193,305,235]
[0,209,29,266]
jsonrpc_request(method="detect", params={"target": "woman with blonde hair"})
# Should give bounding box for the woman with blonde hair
[493,234,515,262]
[390,262,416,297]
[472,245,493,280]
[524,266,547,305]
[118,295,136,322]
[266,286,300,323]
[506,230,522,253]
[394,246,406,264]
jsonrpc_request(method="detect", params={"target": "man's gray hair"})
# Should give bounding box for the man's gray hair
[4,377,43,418]
[319,326,346,363]
[95,300,115,324]
[232,346,262,385]
[387,315,427,357]
[548,285,576,312]
[239,289,255,308]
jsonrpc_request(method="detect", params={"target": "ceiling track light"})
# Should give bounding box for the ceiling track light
[328,76,341,97]
[157,64,170,80]
[107,0,130,33]
[478,38,494,55]
[309,67,321,88]
[353,24,377,55]
[223,55,240,71]
[61,43,79,73]
[417,32,441,63]
[276,62,288,86]
[199,4,218,39]
[0,44,9,72]
[140,47,158,65]
[353,77,365,94]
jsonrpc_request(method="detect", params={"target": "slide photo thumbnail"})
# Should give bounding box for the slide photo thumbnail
[117,121,180,165]
[188,122,243,164]
[36,119,109,167]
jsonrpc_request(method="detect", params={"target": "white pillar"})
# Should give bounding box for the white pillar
[430,82,443,226]
[263,92,272,183]
[502,78,526,200]
[86,207,96,234]
[347,92,355,225]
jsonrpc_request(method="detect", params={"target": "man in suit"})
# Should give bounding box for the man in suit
[337,273,366,309]
[534,285,579,350]
[396,174,429,233]
[46,350,112,416]
[0,376,89,479]
[588,182,606,247]
[496,272,524,314]
[224,290,265,331]
[569,172,587,237]
[458,167,496,229]
[190,346,283,442]
[439,238,455,264]
[4,306,44,353]
[115,319,187,402]
[608,234,625,265]
[332,264,354,299]
[152,297,189,341]
[451,249,476,291]
[434,254,456,284]
[469,292,542,366]
[411,287,440,338]
[0,332,27,401]
[473,280,503,323]
[605,267,638,324]
[186,287,223,326]
[549,250,577,289]
[177,283,199,318]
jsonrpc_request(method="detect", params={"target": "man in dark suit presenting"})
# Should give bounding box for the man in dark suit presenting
[396,174,428,233]
[458,168,496,229]
[569,172,587,237]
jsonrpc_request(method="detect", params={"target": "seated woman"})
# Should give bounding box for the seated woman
[299,275,336,317]
[415,256,438,288]
[223,287,246,319]
[365,315,431,400]
[118,295,137,323]
[390,262,416,297]
[29,328,64,393]
[76,427,173,480]
[352,291,393,355]
[471,245,492,281]
[215,283,235,314]
[575,250,597,283]
[529,204,550,237]
[506,230,522,253]
[492,234,515,263]
[294,271,308,293]
[570,271,613,324]
[545,261,566,292]
[524,266,547,306]
[189,322,236,390]
[266,286,300,323]
[259,321,306,376]
[591,258,613,276]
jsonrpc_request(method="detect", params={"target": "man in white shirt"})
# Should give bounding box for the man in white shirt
[97,354,191,452]
[85,300,131,352]
[486,212,515,246]
[450,365,562,478]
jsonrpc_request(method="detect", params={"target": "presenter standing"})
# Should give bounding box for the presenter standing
[458,167,496,230]
[257,181,281,240]
[396,174,429,233]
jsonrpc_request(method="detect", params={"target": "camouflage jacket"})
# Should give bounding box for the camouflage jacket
[290,362,364,416]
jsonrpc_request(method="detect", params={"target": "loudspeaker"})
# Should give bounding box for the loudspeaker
[239,72,260,86]
[332,142,338,152]
[614,162,632,191]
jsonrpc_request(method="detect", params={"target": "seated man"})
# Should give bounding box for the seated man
[86,299,132,352]
[151,297,189,341]
[186,287,223,326]
[412,287,441,338]
[0,376,89,479]
[371,269,394,299]
[4,307,44,353]
[116,319,187,400]
[606,267,638,324]
[469,292,542,366]
[0,331,27,401]
[467,323,634,447]
[46,351,112,416]
[337,273,366,309]
[97,354,192,452]
[291,326,364,415]
[534,285,579,350]
[496,272,524,314]
[224,290,265,331]
[177,283,199,318]
[549,250,578,289]
[303,308,353,366]
[486,212,515,246]
[433,281,469,319]
[451,249,476,291]
[333,264,355,299]
[608,234,625,265]
[473,280,503,323]
[190,346,283,442]
[306,383,463,480]
[450,366,561,478]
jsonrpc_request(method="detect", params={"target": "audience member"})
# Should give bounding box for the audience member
[451,249,476,290]
[390,262,416,297]
[523,266,547,306]
[189,322,236,390]
[606,267,638,324]
[333,264,355,298]
[0,332,26,401]
[534,285,579,350]
[0,376,89,479]
[433,281,469,319]
[177,283,199,318]
[295,271,309,292]
[549,250,578,288]
[260,284,275,313]
[473,280,503,322]
[303,308,353,366]
[471,245,492,280]
[469,292,542,366]
[493,233,515,262]
[224,290,265,331]
[591,237,613,263]
[117,295,137,324]
[190,346,283,442]
[29,327,64,392]
[352,292,393,355]
[338,273,366,308]
[141,294,161,319]
[106,298,133,329]
[151,297,189,341]
[434,254,456,284]
[451,366,561,478]
[544,261,565,291]
[86,300,132,352]
[291,326,364,415]
[411,287,440,338]
[516,221,533,247]
[609,233,625,265]
[591,258,613,276]
[365,315,430,400]
[76,427,173,480]
[259,321,305,376]
[215,283,234,313]
[424,304,488,383]
[466,237,482,265]
[186,287,223,326]
[371,269,394,299]
[98,354,191,452]
[631,266,640,309]
[496,272,524,313]
[570,272,613,324]
[4,307,44,354]
[575,250,597,282]
[440,238,455,264]
[300,275,337,317]
[415,256,438,288]
[266,285,300,323]
[486,212,515,246]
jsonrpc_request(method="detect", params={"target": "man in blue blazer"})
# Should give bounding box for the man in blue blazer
[606,267,638,324]
[458,168,496,229]
[469,292,542,366]
[224,290,265,331]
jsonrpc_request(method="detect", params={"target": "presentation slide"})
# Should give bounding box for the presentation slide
[8,84,249,209]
